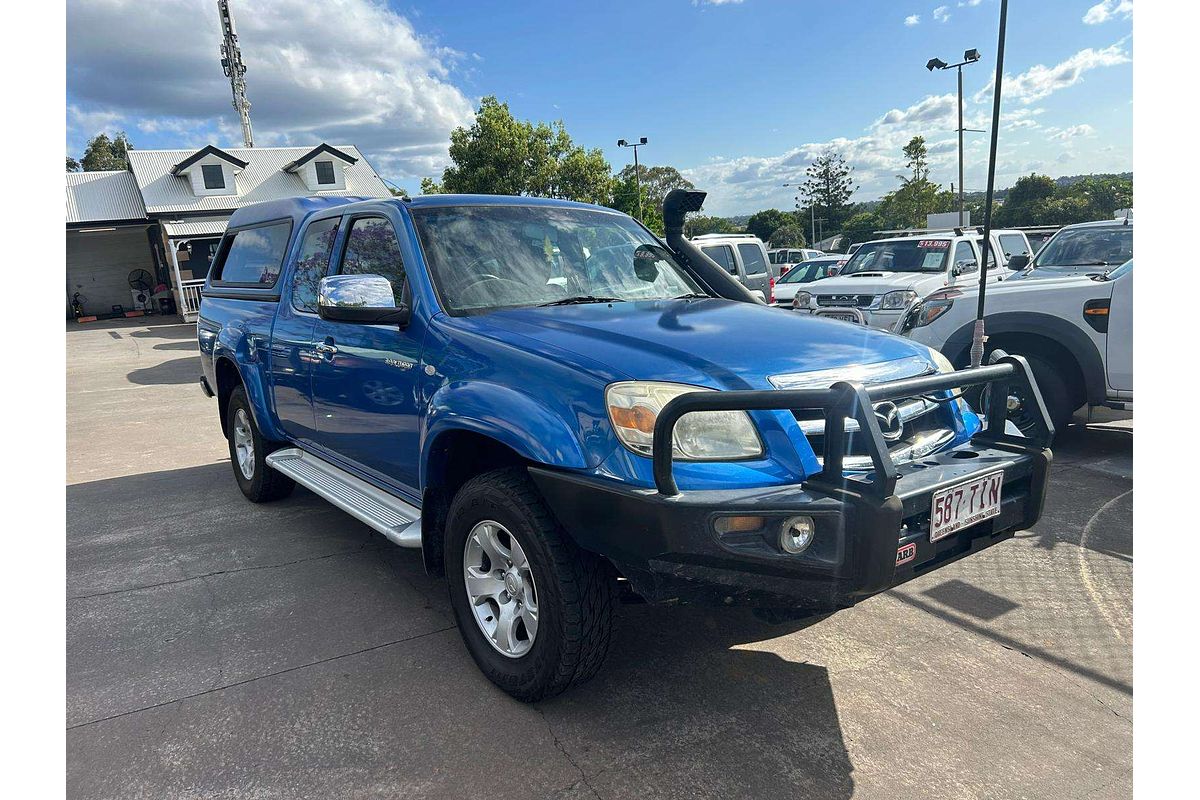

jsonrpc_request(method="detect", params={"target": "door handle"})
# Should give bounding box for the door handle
[315,340,338,359]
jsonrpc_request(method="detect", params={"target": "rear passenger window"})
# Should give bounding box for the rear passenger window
[738,244,768,275]
[702,245,737,275]
[215,221,292,286]
[291,217,341,313]
[339,217,407,305]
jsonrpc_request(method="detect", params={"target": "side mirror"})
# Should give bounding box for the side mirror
[827,267,840,277]
[952,259,979,276]
[317,274,411,326]
[1007,254,1031,270]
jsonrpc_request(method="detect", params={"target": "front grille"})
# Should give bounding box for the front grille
[816,294,875,308]
[792,397,956,471]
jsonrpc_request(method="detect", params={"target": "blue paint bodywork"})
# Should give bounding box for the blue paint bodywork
[198,195,972,501]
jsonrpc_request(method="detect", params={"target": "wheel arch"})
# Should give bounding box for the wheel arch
[941,311,1105,406]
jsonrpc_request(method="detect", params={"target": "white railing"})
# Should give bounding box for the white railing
[179,279,206,319]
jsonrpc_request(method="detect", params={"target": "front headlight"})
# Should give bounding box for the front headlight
[606,381,764,461]
[927,348,972,414]
[792,291,812,309]
[910,288,962,328]
[879,289,919,310]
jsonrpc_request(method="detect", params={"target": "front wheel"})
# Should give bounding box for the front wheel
[445,468,616,702]
[1002,355,1076,439]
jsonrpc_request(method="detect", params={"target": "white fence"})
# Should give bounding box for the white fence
[179,279,206,319]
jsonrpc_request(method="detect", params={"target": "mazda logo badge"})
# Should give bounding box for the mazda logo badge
[873,401,905,442]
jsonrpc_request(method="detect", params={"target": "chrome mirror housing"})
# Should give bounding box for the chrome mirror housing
[317,274,410,325]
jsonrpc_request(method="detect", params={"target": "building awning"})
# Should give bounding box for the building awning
[160,218,228,239]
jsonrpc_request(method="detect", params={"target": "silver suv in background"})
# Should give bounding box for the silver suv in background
[692,233,773,300]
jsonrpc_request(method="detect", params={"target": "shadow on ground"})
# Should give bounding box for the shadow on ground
[126,355,201,385]
[67,463,854,798]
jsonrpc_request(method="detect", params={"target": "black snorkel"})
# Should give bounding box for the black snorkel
[662,189,764,304]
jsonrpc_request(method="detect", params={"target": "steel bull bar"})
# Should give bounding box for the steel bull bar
[651,353,1054,498]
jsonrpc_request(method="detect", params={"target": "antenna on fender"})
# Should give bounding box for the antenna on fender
[969,0,1010,368]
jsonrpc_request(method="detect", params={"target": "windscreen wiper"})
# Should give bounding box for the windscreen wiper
[671,292,711,300]
[538,295,625,307]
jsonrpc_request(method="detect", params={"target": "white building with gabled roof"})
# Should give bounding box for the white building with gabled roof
[66,143,392,321]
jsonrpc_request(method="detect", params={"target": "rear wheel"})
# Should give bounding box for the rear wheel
[225,386,294,502]
[445,468,616,702]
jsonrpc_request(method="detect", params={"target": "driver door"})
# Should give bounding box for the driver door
[309,215,423,493]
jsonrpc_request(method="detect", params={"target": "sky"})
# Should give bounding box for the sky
[66,0,1133,216]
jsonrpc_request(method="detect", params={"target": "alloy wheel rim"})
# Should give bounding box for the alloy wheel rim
[462,520,539,658]
[233,408,255,480]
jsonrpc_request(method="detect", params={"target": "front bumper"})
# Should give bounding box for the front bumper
[532,444,1049,609]
[796,306,904,331]
[531,356,1054,611]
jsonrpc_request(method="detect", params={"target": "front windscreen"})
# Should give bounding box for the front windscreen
[840,239,950,274]
[1033,226,1133,270]
[411,205,702,314]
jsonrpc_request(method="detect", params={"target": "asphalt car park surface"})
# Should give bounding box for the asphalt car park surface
[66,320,1132,799]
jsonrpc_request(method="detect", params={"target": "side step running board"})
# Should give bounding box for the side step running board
[265,448,422,548]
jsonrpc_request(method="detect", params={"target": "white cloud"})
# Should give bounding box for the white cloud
[693,0,745,6]
[934,6,951,23]
[905,14,921,26]
[1048,123,1096,141]
[973,42,1131,105]
[1084,1,1133,24]
[958,1,983,6]
[66,0,476,179]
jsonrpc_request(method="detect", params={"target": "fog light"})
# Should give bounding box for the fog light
[780,516,815,554]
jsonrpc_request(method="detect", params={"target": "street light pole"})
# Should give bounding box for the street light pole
[617,137,648,221]
[927,49,982,226]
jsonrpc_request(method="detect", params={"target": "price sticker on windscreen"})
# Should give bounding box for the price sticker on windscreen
[917,240,950,248]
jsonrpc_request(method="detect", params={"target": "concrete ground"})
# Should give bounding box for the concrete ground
[66,319,1132,799]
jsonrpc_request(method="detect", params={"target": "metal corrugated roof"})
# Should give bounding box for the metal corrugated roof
[160,217,229,239]
[127,145,391,214]
[65,171,148,224]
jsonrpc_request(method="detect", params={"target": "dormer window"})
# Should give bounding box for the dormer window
[315,161,336,185]
[202,164,226,190]
[282,144,359,192]
[170,145,248,198]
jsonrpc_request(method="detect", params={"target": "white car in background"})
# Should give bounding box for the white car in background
[771,255,845,306]
[789,228,1031,330]
[768,248,826,276]
[898,260,1132,436]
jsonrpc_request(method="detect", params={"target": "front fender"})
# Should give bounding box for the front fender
[421,381,603,487]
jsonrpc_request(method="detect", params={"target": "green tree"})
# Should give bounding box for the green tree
[78,132,133,171]
[684,215,739,237]
[616,164,694,207]
[768,223,808,248]
[799,150,857,230]
[745,208,795,244]
[610,172,663,234]
[1061,175,1133,220]
[66,156,81,172]
[902,135,929,183]
[426,96,611,204]
[876,136,954,228]
[992,174,1057,226]
[840,211,886,246]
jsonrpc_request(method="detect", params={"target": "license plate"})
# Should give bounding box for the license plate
[929,471,1003,542]
[823,312,861,323]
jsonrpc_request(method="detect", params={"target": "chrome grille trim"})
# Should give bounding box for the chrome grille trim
[815,428,956,470]
[769,356,933,390]
[795,397,936,435]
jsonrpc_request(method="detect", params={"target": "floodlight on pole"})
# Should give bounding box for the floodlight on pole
[926,48,982,225]
[618,137,649,221]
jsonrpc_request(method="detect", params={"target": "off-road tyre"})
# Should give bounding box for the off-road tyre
[445,467,616,702]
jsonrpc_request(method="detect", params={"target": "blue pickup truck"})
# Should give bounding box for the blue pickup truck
[198,189,1053,701]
